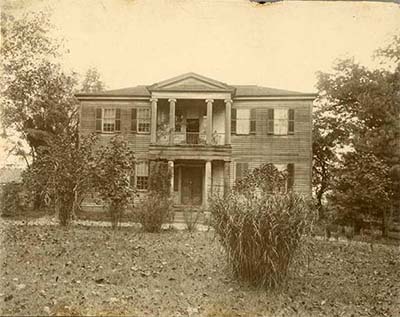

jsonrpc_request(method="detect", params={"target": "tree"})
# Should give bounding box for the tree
[23,133,97,225]
[315,35,400,235]
[80,67,106,93]
[1,11,78,162]
[91,136,136,229]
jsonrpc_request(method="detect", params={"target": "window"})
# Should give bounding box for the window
[95,108,121,133]
[267,109,295,135]
[236,109,250,134]
[231,108,237,134]
[137,108,150,133]
[274,163,295,192]
[136,161,149,190]
[236,162,249,180]
[175,109,183,132]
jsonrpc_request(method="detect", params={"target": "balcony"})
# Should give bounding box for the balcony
[149,131,231,161]
[156,131,225,146]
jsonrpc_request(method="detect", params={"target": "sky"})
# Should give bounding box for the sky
[1,0,400,167]
[4,0,400,92]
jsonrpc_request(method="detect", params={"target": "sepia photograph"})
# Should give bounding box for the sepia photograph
[0,0,399,316]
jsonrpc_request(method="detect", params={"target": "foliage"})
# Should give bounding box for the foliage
[91,136,136,229]
[1,11,78,161]
[80,67,106,93]
[135,192,173,233]
[233,163,288,197]
[314,35,400,235]
[183,208,202,232]
[0,182,24,216]
[210,191,315,289]
[211,164,315,288]
[23,133,97,225]
[135,161,172,232]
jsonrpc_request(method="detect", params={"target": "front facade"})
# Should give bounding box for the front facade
[76,73,314,209]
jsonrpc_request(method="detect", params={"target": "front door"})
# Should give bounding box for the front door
[181,166,202,205]
[186,119,200,144]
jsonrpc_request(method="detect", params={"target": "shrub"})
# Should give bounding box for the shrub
[135,192,172,233]
[135,160,172,232]
[210,163,315,289]
[211,191,315,288]
[0,182,24,216]
[183,208,202,232]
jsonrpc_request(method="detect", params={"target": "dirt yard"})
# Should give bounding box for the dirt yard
[0,220,399,316]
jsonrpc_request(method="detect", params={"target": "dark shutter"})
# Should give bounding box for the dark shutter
[288,109,295,134]
[95,108,102,132]
[115,108,121,132]
[267,109,274,135]
[236,162,249,180]
[287,163,295,191]
[231,108,237,134]
[131,108,137,133]
[250,109,256,134]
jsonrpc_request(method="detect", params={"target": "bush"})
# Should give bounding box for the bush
[135,160,172,232]
[135,193,172,232]
[183,208,202,232]
[0,182,24,216]
[210,191,315,288]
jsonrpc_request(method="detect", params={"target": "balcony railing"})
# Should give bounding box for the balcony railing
[156,131,225,146]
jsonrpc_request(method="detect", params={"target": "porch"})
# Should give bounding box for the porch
[167,159,230,210]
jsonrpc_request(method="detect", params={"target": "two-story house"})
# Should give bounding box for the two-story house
[76,73,314,210]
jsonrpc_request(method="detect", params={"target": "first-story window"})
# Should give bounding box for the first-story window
[136,161,149,190]
[235,162,249,180]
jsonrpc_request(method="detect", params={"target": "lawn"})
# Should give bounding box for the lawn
[0,220,399,316]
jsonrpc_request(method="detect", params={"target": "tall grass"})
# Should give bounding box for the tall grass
[210,191,316,288]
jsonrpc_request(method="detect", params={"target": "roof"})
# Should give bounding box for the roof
[232,85,307,97]
[0,168,23,184]
[75,73,315,98]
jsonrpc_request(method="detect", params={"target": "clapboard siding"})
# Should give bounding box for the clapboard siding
[230,100,312,194]
[79,100,151,159]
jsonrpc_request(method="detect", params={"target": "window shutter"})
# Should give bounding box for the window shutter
[250,109,256,134]
[131,108,137,133]
[236,162,249,180]
[95,108,102,132]
[288,109,295,134]
[287,163,295,191]
[231,108,237,134]
[115,108,121,132]
[267,109,274,135]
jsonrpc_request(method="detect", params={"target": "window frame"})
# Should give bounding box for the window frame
[267,108,295,136]
[136,108,151,134]
[136,161,149,191]
[96,107,121,134]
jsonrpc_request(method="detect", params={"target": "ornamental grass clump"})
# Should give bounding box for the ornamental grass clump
[210,163,316,289]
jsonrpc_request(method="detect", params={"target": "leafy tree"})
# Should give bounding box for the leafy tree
[1,11,78,162]
[91,136,136,229]
[315,35,400,235]
[23,133,97,225]
[80,67,106,93]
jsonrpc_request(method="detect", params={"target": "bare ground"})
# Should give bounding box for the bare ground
[0,220,399,317]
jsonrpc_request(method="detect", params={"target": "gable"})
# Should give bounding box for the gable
[149,72,234,92]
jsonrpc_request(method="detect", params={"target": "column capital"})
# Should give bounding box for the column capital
[168,98,177,103]
[150,97,158,103]
[224,99,233,104]
[205,99,214,104]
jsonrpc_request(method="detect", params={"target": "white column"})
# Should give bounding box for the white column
[168,99,176,144]
[205,99,214,144]
[168,160,174,196]
[204,160,212,209]
[150,98,158,143]
[224,99,232,145]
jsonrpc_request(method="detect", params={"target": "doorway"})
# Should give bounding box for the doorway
[181,166,203,205]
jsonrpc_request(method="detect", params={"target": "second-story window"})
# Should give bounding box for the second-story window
[137,108,150,133]
[267,109,295,135]
[96,107,121,133]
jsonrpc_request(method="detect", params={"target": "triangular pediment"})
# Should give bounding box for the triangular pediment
[148,73,234,92]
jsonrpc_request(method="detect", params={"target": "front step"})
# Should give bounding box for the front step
[172,209,211,225]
